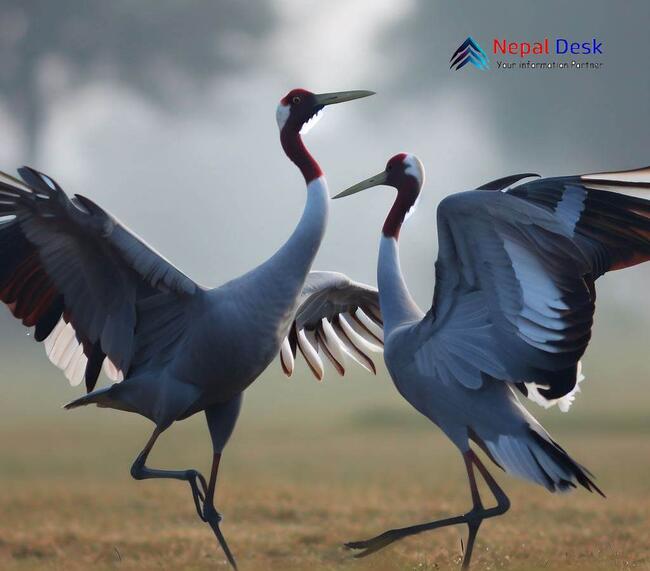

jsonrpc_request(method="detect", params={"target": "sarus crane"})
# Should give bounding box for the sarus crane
[312,153,650,568]
[0,88,385,569]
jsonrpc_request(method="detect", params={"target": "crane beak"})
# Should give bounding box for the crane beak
[333,171,388,199]
[313,90,375,106]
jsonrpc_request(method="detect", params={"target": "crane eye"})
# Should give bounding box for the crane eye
[387,165,393,171]
[292,96,301,104]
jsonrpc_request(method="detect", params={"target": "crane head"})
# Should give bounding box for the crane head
[333,153,425,237]
[334,153,425,199]
[276,88,374,134]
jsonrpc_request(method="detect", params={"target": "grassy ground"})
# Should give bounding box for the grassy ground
[0,359,649,571]
[1,302,649,571]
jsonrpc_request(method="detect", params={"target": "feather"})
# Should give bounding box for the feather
[280,337,294,377]
[340,313,382,353]
[49,322,76,365]
[297,329,324,381]
[332,319,376,374]
[355,308,384,342]
[320,318,347,372]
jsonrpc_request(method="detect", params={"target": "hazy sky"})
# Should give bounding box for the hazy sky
[0,0,648,373]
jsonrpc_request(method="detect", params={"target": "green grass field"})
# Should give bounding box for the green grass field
[0,355,649,571]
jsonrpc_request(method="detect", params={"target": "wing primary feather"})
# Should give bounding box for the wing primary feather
[64,343,86,386]
[353,308,384,344]
[43,318,66,356]
[34,295,64,341]
[361,303,383,325]
[297,329,324,381]
[280,337,294,377]
[315,326,345,376]
[332,318,376,374]
[320,318,348,373]
[49,322,76,364]
[84,341,105,393]
[340,313,382,352]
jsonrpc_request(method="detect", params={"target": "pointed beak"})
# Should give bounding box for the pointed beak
[333,171,388,199]
[313,90,375,106]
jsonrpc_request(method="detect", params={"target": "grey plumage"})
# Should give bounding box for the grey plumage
[0,87,377,569]
[334,156,650,568]
[0,166,195,391]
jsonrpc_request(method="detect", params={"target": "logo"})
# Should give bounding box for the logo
[450,37,489,71]
[450,36,605,73]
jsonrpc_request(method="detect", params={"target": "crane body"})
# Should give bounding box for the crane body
[80,174,330,421]
[333,154,650,568]
[0,88,374,569]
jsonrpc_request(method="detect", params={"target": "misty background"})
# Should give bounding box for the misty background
[0,1,648,438]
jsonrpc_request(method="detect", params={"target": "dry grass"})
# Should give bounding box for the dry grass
[0,399,648,571]
[1,271,650,569]
[1,328,649,571]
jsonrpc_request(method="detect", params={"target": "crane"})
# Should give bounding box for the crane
[0,87,376,569]
[323,153,650,568]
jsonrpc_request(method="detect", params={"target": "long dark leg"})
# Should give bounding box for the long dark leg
[202,452,238,570]
[462,452,483,570]
[199,395,243,570]
[131,426,238,570]
[345,449,510,568]
[130,427,208,520]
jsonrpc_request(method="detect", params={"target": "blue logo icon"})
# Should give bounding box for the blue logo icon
[450,37,489,71]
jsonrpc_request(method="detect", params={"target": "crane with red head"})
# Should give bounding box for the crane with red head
[0,87,382,569]
[333,153,650,568]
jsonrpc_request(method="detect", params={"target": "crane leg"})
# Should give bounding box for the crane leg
[130,427,239,570]
[344,449,510,568]
[129,427,209,526]
[202,452,238,571]
[198,396,243,571]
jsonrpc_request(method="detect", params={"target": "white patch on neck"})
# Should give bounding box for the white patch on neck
[403,154,425,220]
[276,103,290,130]
[403,154,425,186]
[300,109,324,135]
[404,193,421,221]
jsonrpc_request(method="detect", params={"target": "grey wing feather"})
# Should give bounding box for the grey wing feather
[0,167,198,392]
[77,194,197,295]
[280,271,383,380]
[418,166,650,410]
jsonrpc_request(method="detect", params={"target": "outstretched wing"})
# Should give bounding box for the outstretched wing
[417,166,650,411]
[280,271,383,380]
[0,167,199,391]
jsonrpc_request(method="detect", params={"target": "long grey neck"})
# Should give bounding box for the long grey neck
[378,235,423,335]
[265,176,329,287]
[244,176,328,322]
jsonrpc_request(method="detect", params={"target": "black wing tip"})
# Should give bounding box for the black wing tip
[73,193,104,215]
[477,172,541,191]
[18,165,62,193]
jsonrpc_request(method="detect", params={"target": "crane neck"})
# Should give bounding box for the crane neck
[377,235,423,334]
[238,175,329,338]
[280,127,323,184]
[382,177,420,239]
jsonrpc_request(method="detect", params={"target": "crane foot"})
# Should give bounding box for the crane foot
[203,504,238,571]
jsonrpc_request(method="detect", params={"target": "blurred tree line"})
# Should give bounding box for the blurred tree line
[0,0,276,161]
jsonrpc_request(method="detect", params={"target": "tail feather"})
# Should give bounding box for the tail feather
[529,429,605,497]
[64,385,135,413]
[484,426,605,496]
